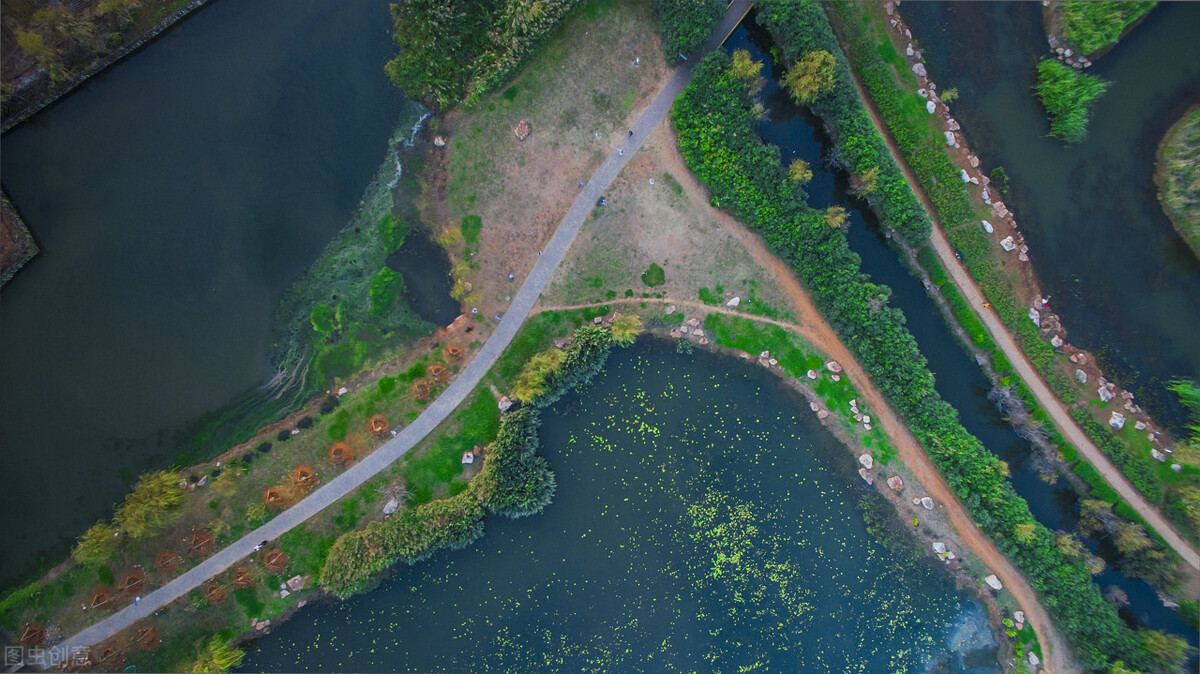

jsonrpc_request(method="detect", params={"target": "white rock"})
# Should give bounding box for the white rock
[726,297,740,307]
[826,361,843,373]
[692,329,704,338]
[810,402,820,412]
[1050,335,1063,348]
[921,497,935,510]
[768,358,777,366]
[859,454,874,470]
[906,43,913,56]
[1028,307,1040,327]
[1135,421,1146,430]
[1014,611,1025,626]
[984,574,1003,591]
[918,88,928,98]
[864,423,872,430]
[960,169,971,183]
[968,154,979,168]
[887,475,905,491]
[933,541,947,554]
[806,369,818,380]
[926,100,937,114]
[913,498,922,506]
[1151,449,1166,462]
[944,130,957,146]
[859,468,874,484]
[337,387,349,397]
[1108,411,1125,430]
[498,396,513,412]
[383,498,400,515]
[982,220,994,233]
[831,374,841,382]
[1000,235,1017,252]
[760,351,770,359]
[849,399,857,407]
[665,305,676,314]
[1172,463,1182,472]
[912,63,927,77]
[863,415,871,425]
[817,409,829,419]
[1075,369,1087,384]
[948,119,961,131]
[1098,387,1114,402]
[946,551,956,560]
[280,589,290,598]
[1028,652,1040,667]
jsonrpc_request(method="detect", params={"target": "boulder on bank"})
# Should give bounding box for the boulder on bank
[921,497,935,510]
[825,361,843,374]
[1098,387,1114,403]
[984,574,1003,591]
[1109,411,1125,430]
[912,63,927,77]
[859,454,874,470]
[887,475,905,492]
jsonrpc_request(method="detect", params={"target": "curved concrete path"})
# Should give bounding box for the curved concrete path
[844,63,1199,570]
[55,0,755,655]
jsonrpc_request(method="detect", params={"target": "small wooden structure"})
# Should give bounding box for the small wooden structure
[367,414,389,437]
[328,442,352,466]
[428,363,447,383]
[184,529,214,557]
[134,624,161,652]
[263,487,286,509]
[153,550,182,574]
[444,344,465,362]
[292,465,317,493]
[118,567,145,596]
[202,580,227,605]
[19,621,45,646]
[513,119,531,141]
[411,379,431,400]
[232,566,255,589]
[263,549,288,573]
[88,587,114,610]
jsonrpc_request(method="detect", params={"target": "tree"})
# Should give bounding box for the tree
[512,348,564,403]
[782,50,836,105]
[823,205,848,228]
[1137,629,1189,673]
[187,636,245,673]
[73,521,119,565]
[729,49,762,81]
[96,0,141,27]
[1056,532,1085,557]
[788,159,813,185]
[854,166,880,194]
[611,314,643,346]
[15,29,65,80]
[1014,522,1036,544]
[114,471,184,538]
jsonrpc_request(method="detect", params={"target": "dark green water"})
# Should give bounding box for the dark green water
[900,2,1200,431]
[0,0,428,585]
[241,341,1000,673]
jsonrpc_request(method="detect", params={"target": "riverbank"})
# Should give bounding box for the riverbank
[0,193,37,287]
[1155,106,1200,260]
[828,0,1200,560]
[1,0,211,133]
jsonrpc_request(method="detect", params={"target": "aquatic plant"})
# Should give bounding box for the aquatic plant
[1055,1,1156,55]
[1034,60,1110,145]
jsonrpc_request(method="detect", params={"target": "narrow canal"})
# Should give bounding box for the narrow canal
[900,2,1200,432]
[0,0,439,586]
[726,16,1196,650]
[241,341,1001,673]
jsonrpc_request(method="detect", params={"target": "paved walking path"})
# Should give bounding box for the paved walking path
[845,65,1200,571]
[55,0,755,655]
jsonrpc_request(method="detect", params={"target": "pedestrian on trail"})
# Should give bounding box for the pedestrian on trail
[578,180,585,189]
[538,250,543,257]
[134,596,140,606]
[618,148,624,156]
[508,273,515,280]
[628,130,633,138]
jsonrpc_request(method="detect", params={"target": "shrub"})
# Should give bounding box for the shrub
[652,0,723,61]
[641,262,666,287]
[72,521,119,565]
[460,214,482,245]
[297,416,314,429]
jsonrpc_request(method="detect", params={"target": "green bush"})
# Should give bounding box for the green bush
[652,0,724,61]
[460,214,482,245]
[641,262,666,287]
[1034,60,1110,144]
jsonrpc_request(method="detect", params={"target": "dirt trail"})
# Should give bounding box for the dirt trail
[541,143,1072,670]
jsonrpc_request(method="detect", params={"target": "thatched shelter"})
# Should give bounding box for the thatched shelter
[328,442,352,466]
[411,379,431,400]
[428,363,447,382]
[232,566,255,589]
[263,487,286,509]
[202,580,227,605]
[513,119,531,140]
[443,344,465,361]
[134,624,161,652]
[367,414,389,437]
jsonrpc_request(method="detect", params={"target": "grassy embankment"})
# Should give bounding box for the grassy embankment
[826,1,1200,562]
[672,2,1191,668]
[1156,107,1200,259]
[1049,1,1156,56]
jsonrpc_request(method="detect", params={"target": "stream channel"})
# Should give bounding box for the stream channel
[900,2,1200,433]
[0,0,454,587]
[730,15,1197,651]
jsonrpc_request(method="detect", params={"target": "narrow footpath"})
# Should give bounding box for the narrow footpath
[843,57,1199,572]
[53,0,756,655]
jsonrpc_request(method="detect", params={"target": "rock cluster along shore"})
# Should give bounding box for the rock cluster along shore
[886,1,1179,465]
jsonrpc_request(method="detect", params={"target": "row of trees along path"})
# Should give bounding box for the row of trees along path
[53,0,757,655]
[842,46,1199,571]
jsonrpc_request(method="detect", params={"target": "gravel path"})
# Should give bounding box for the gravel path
[53,0,754,656]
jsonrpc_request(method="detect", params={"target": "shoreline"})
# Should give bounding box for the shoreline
[1153,105,1200,260]
[0,192,38,288]
[0,0,212,136]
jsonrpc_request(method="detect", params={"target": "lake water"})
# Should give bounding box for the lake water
[726,15,1197,652]
[0,0,420,585]
[241,341,999,673]
[899,2,1200,432]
